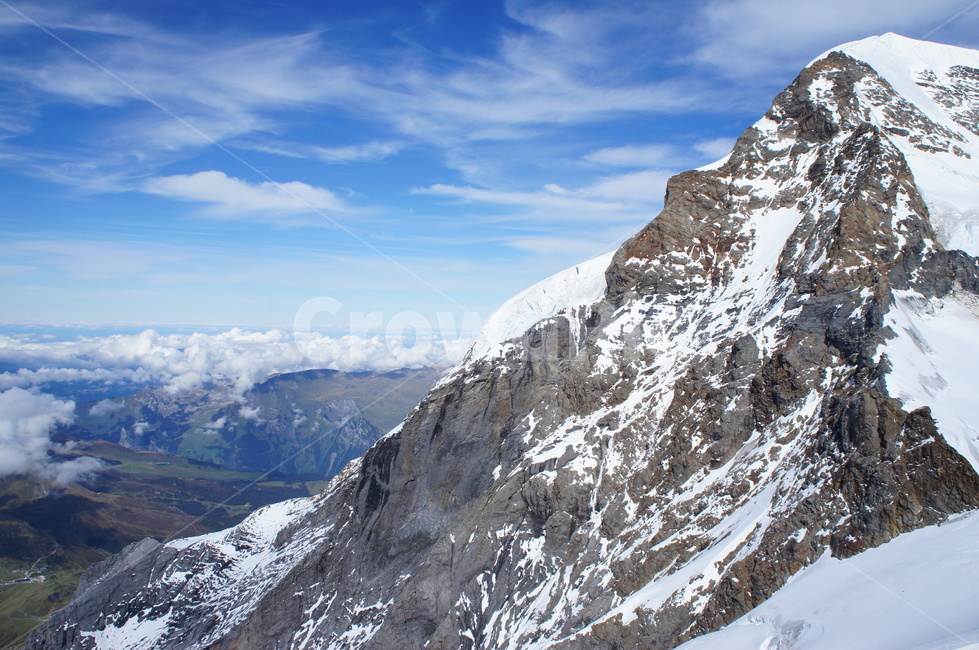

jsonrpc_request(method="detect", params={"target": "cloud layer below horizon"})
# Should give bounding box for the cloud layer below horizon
[1,328,470,395]
[0,326,472,483]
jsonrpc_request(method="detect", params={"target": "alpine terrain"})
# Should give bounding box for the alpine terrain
[28,34,979,649]
[63,368,441,478]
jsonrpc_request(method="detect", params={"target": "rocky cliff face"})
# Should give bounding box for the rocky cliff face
[29,34,979,649]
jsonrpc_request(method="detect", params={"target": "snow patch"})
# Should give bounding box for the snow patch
[825,33,979,255]
[679,510,979,650]
[468,252,614,360]
[878,290,979,473]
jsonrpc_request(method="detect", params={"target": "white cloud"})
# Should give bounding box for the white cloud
[20,29,345,116]
[239,140,405,164]
[583,170,674,202]
[0,2,711,191]
[415,168,669,259]
[239,405,263,422]
[292,332,472,373]
[4,0,978,197]
[0,367,143,391]
[586,143,682,167]
[586,139,737,171]
[693,137,737,161]
[311,141,406,164]
[0,22,371,187]
[0,387,101,483]
[48,455,104,485]
[418,167,672,224]
[89,398,124,416]
[364,2,700,143]
[202,416,227,431]
[142,171,353,221]
[0,328,468,396]
[412,162,670,263]
[15,240,183,280]
[420,183,632,216]
[505,235,621,258]
[0,265,32,277]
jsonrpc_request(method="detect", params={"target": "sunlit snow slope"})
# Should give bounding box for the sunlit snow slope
[832,33,979,254]
[468,251,615,361]
[821,34,979,474]
[678,510,979,649]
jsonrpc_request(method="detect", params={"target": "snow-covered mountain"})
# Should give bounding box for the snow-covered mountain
[677,509,979,648]
[29,33,979,649]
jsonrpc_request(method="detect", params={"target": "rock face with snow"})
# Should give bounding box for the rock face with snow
[29,34,979,649]
[677,509,979,648]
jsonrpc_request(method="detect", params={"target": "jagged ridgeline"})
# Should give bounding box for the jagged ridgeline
[30,34,979,649]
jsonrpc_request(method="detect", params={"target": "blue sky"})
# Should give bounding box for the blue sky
[2,0,978,333]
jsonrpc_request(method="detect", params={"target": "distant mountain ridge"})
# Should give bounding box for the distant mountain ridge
[30,34,979,649]
[3,368,440,647]
[65,367,441,477]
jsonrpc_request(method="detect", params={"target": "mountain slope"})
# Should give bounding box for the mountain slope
[678,509,979,649]
[0,441,319,650]
[29,34,979,649]
[65,368,441,477]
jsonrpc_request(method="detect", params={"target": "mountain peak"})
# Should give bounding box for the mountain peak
[29,37,979,650]
[830,31,979,66]
[805,34,979,255]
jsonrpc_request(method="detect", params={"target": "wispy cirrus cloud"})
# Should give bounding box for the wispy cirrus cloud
[239,140,407,164]
[586,144,683,168]
[415,167,672,258]
[0,265,32,277]
[418,169,673,219]
[504,232,628,259]
[12,240,182,280]
[4,0,977,190]
[0,22,364,187]
[586,139,737,168]
[18,29,345,111]
[0,1,708,191]
[419,183,632,217]
[693,137,738,161]
[582,170,675,202]
[4,0,979,331]
[141,171,355,222]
